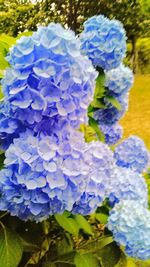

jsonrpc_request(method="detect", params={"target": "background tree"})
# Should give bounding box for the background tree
[0,0,35,36]
[0,0,150,72]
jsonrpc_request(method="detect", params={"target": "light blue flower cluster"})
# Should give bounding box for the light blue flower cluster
[114,135,149,173]
[80,15,126,70]
[73,141,115,215]
[0,129,114,221]
[108,167,148,207]
[108,200,150,260]
[1,23,97,130]
[80,15,133,131]
[99,123,123,145]
[0,128,87,221]
[105,64,134,96]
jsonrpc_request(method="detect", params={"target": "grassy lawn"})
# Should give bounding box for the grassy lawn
[120,74,150,149]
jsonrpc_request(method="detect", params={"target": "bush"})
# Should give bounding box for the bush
[125,38,150,74]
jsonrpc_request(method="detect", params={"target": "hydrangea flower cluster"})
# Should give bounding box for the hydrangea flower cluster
[80,15,133,137]
[80,15,126,70]
[0,16,150,261]
[1,23,97,132]
[108,200,150,260]
[114,135,149,173]
[105,64,134,96]
[99,123,123,145]
[107,167,148,207]
[72,141,115,215]
[0,129,114,221]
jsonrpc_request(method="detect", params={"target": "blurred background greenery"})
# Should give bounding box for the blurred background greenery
[0,0,150,73]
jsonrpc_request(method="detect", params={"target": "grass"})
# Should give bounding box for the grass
[120,74,150,149]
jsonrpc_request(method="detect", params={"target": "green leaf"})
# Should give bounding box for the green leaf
[79,236,113,254]
[74,214,93,236]
[105,96,122,110]
[0,34,16,47]
[91,98,105,109]
[74,253,101,267]
[55,212,79,236]
[80,124,97,143]
[95,213,108,224]
[0,225,23,267]
[57,235,73,256]
[94,74,106,99]
[98,242,121,267]
[0,153,5,170]
[89,117,105,142]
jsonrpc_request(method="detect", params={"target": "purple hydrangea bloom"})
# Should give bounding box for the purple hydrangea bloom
[80,15,126,70]
[0,102,25,149]
[105,64,134,96]
[99,123,123,145]
[114,136,149,173]
[2,23,97,128]
[107,167,148,206]
[72,141,115,215]
[108,200,150,260]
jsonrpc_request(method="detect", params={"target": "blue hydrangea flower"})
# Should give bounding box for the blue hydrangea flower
[108,200,150,260]
[0,102,25,149]
[107,167,148,206]
[94,94,128,125]
[72,141,115,215]
[99,123,123,145]
[80,15,126,70]
[0,127,116,220]
[114,136,149,173]
[0,128,89,221]
[2,23,97,128]
[105,64,134,96]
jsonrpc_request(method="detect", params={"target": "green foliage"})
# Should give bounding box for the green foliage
[55,212,79,236]
[0,34,16,79]
[125,38,150,74]
[98,242,122,267]
[0,152,5,170]
[88,117,105,143]
[90,72,106,110]
[80,124,98,143]
[74,253,101,267]
[95,213,108,225]
[73,215,93,236]
[137,38,150,74]
[55,212,94,236]
[0,0,35,36]
[0,224,23,267]
[105,96,122,111]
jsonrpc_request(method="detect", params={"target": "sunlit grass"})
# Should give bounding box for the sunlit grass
[120,75,150,149]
